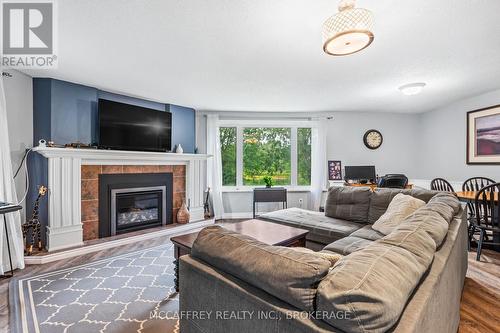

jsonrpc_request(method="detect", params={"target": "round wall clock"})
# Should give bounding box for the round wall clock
[363,129,383,149]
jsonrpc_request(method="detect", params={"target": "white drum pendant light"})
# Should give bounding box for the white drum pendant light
[323,0,374,56]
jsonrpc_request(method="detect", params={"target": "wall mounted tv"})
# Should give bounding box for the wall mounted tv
[98,99,172,152]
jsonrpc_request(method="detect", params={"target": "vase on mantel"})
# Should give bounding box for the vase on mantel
[177,200,190,224]
[175,144,184,154]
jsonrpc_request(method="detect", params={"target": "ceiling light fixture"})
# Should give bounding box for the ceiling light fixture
[399,83,426,96]
[322,0,374,56]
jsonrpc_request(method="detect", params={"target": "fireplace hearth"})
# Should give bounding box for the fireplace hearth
[99,173,173,238]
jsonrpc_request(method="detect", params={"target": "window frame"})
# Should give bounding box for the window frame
[219,119,314,191]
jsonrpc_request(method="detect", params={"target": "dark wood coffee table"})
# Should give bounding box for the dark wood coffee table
[171,219,308,291]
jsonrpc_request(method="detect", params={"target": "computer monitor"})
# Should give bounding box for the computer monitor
[344,166,376,183]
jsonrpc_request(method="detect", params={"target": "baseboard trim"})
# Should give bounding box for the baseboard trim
[221,212,253,219]
[24,219,215,265]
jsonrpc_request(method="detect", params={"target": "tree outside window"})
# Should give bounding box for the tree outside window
[219,126,311,187]
[220,127,236,186]
[243,128,291,185]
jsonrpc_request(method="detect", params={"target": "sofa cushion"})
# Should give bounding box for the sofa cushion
[349,225,384,241]
[325,186,372,223]
[367,188,439,223]
[316,226,437,332]
[260,208,363,244]
[390,193,461,248]
[292,247,343,266]
[372,193,426,235]
[191,225,332,311]
[426,192,461,221]
[323,236,374,255]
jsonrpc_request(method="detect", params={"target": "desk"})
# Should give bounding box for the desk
[345,183,413,190]
[253,187,287,218]
[0,204,22,277]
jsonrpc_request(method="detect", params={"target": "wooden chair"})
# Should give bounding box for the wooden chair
[462,177,495,250]
[471,183,500,261]
[430,178,455,192]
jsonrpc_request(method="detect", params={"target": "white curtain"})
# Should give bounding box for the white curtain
[206,114,224,219]
[0,75,25,274]
[310,121,327,211]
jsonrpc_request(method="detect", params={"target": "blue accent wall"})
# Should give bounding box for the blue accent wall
[32,78,196,152]
[32,78,52,145]
[97,90,165,111]
[170,104,196,153]
[51,80,98,144]
[26,152,48,244]
[30,78,197,247]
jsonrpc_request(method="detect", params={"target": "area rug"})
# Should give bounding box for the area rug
[9,243,180,333]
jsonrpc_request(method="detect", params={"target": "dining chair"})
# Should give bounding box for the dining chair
[462,177,495,250]
[430,178,455,192]
[471,183,500,261]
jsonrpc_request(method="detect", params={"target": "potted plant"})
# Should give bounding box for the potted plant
[263,176,274,188]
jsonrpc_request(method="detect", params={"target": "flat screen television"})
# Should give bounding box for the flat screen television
[344,165,376,182]
[98,99,172,152]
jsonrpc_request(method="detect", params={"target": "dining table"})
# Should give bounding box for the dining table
[455,191,499,252]
[455,191,499,202]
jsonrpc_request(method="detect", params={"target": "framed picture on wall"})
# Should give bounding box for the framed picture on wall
[328,160,342,180]
[467,105,500,164]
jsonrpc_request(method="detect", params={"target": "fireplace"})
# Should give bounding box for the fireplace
[111,186,166,235]
[99,173,173,238]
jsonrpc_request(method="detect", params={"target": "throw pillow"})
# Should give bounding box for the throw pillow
[372,193,425,235]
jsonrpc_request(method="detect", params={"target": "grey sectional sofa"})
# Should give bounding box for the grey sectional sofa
[179,187,468,333]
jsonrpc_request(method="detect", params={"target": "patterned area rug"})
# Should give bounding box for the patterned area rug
[10,243,180,333]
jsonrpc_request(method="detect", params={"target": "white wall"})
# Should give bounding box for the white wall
[200,111,422,216]
[222,191,310,217]
[3,70,33,208]
[418,88,500,183]
[326,112,420,178]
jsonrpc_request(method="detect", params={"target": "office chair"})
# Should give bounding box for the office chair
[377,174,408,189]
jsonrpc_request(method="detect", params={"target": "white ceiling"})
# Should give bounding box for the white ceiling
[25,0,500,113]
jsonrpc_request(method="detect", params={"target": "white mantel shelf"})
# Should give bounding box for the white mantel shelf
[32,146,212,164]
[33,146,212,252]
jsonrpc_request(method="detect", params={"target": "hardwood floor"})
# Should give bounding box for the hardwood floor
[0,225,498,332]
[459,249,500,333]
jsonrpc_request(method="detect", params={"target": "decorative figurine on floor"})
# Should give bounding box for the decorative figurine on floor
[22,186,47,255]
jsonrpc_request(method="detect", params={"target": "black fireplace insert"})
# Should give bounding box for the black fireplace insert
[99,173,173,238]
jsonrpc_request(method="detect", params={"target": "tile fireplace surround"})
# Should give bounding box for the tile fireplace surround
[33,147,211,252]
[82,164,181,241]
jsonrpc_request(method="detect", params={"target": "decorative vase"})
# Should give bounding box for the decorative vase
[177,200,190,224]
[175,144,184,154]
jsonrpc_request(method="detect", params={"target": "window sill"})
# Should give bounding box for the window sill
[222,186,312,193]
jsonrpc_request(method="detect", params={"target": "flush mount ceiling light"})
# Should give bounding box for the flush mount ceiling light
[322,0,374,56]
[399,83,426,96]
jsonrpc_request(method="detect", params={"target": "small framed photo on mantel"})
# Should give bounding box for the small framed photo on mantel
[328,160,342,180]
[467,105,500,164]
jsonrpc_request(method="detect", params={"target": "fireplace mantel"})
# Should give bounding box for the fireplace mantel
[33,147,212,251]
[33,147,211,163]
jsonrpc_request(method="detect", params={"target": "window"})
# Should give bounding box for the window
[220,124,312,187]
[297,128,312,186]
[243,128,291,185]
[220,127,237,186]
